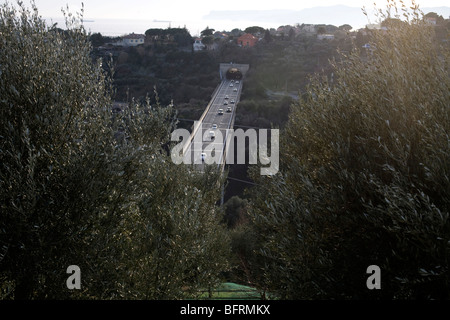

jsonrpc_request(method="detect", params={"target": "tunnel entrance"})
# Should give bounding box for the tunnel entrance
[226,68,243,80]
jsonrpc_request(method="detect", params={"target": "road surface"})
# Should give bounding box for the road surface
[184,79,243,170]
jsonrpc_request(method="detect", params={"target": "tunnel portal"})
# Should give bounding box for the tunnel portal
[226,67,243,80]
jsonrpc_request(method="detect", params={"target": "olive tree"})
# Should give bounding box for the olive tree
[249,0,449,299]
[0,1,229,299]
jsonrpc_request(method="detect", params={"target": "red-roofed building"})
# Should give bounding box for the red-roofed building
[237,33,258,47]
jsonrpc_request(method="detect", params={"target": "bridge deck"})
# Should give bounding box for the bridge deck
[183,78,243,170]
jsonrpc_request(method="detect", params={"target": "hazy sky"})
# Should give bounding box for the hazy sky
[26,0,450,20]
[15,0,449,36]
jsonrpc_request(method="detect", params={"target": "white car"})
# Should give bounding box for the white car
[209,130,215,140]
[218,109,223,115]
[226,106,232,112]
[212,124,217,129]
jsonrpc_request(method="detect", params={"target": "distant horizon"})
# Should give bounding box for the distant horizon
[42,4,450,37]
[27,0,450,19]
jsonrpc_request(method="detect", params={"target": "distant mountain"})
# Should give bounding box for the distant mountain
[203,5,450,30]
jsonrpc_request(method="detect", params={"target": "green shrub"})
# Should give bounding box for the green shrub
[0,1,229,299]
[249,1,449,299]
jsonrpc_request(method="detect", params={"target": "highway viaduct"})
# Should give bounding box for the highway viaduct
[181,63,250,173]
[177,63,249,204]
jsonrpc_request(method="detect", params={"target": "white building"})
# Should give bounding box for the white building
[317,34,335,40]
[193,38,206,51]
[115,33,145,47]
[425,17,437,25]
[301,24,316,33]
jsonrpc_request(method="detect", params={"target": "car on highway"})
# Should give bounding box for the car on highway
[229,83,234,87]
[230,99,235,104]
[226,106,232,112]
[233,88,237,92]
[223,100,228,105]
[212,124,217,129]
[218,109,223,115]
[225,95,229,99]
[209,130,215,140]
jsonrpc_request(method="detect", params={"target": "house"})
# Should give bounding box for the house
[425,17,437,25]
[237,33,258,47]
[317,34,335,40]
[115,33,145,47]
[276,25,296,35]
[193,38,206,51]
[213,31,228,39]
[122,33,145,46]
[300,24,316,34]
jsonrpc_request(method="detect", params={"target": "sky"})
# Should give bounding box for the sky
[27,0,450,20]
[17,0,450,36]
